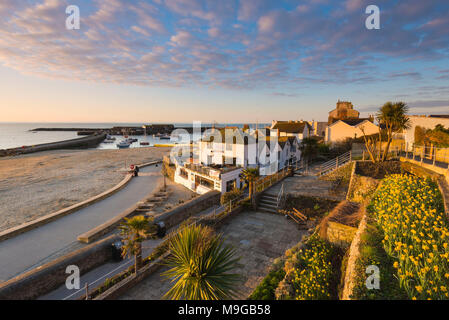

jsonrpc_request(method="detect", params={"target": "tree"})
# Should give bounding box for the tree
[241,167,259,207]
[360,102,410,163]
[119,215,155,273]
[162,224,240,300]
[377,102,410,161]
[299,137,319,169]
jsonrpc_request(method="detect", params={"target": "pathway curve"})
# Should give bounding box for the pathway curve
[0,165,162,282]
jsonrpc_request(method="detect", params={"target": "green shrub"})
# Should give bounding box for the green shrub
[220,188,243,205]
[249,268,286,300]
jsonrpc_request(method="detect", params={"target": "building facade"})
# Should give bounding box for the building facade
[325,119,379,144]
[173,127,302,194]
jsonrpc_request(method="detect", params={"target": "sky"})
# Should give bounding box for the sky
[0,0,448,123]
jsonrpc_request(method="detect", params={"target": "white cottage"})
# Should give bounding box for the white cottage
[174,127,302,194]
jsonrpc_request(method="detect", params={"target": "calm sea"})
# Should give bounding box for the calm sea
[0,122,269,150]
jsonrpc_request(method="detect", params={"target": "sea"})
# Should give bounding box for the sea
[0,122,270,150]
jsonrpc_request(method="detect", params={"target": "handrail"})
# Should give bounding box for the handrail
[318,151,352,176]
[277,183,284,208]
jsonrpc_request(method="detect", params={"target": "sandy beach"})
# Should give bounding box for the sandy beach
[0,147,171,233]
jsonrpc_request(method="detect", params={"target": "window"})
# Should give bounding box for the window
[180,168,188,179]
[226,179,236,192]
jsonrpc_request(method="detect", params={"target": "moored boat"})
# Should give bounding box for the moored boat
[116,140,131,148]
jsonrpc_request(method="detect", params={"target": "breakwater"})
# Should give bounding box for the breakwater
[32,125,211,136]
[0,133,106,157]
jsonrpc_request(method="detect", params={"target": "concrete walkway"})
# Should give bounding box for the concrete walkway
[0,165,162,282]
[118,210,304,300]
[40,201,223,300]
[266,168,347,201]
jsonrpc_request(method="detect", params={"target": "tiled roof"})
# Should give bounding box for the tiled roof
[271,121,311,133]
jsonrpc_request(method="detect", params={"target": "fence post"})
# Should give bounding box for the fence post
[421,148,424,165]
[349,150,352,161]
[336,156,339,169]
[362,150,365,161]
[405,142,408,159]
[85,283,89,300]
[433,146,436,166]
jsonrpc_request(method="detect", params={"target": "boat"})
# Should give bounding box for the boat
[140,141,150,146]
[125,137,138,143]
[106,135,116,140]
[159,134,171,140]
[116,140,131,148]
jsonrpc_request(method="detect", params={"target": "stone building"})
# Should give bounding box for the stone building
[328,100,360,125]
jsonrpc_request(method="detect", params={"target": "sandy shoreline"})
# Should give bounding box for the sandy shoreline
[0,147,171,233]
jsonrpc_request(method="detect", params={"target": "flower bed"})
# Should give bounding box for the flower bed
[365,174,448,299]
[250,234,343,300]
[289,235,341,300]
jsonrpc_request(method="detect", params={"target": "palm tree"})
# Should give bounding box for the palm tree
[119,215,154,273]
[241,167,259,206]
[377,102,410,161]
[162,224,240,300]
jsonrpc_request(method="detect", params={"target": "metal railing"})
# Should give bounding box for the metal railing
[402,144,449,169]
[255,167,290,193]
[277,183,285,209]
[318,151,352,176]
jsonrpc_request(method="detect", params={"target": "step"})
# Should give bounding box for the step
[262,193,277,198]
[260,199,277,206]
[260,197,277,204]
[258,206,278,214]
[259,201,277,209]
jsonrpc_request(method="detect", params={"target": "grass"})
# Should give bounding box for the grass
[351,218,408,300]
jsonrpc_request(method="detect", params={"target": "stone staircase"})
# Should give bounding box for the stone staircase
[258,193,279,214]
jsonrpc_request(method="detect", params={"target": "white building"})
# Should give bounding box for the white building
[270,120,312,139]
[173,127,302,194]
[325,119,379,144]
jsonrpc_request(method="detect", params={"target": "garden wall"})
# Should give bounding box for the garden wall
[162,156,175,181]
[346,173,380,204]
[0,235,119,300]
[341,209,368,300]
[326,222,357,248]
[154,190,221,229]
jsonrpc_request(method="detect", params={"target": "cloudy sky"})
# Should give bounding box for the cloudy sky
[0,0,448,123]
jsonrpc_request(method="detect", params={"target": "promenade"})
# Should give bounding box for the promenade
[0,165,162,282]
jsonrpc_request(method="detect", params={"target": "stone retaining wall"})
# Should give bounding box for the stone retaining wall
[326,221,357,248]
[0,235,119,300]
[346,162,380,203]
[154,190,221,229]
[341,211,368,300]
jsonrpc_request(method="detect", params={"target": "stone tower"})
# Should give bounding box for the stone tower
[328,100,360,124]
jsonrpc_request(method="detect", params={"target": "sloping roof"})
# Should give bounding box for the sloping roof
[340,118,372,126]
[271,121,311,133]
[263,136,290,149]
[201,128,257,144]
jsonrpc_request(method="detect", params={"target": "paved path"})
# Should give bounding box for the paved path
[40,201,224,300]
[0,165,162,282]
[267,166,347,201]
[118,210,305,300]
